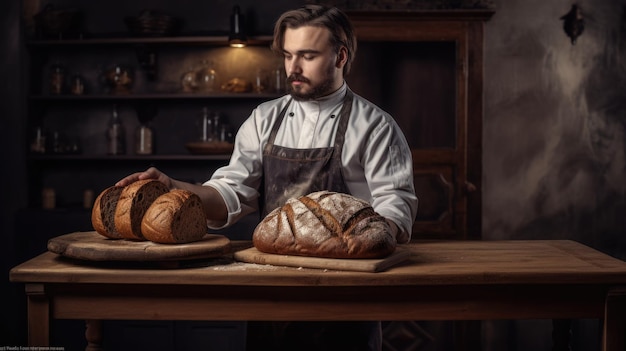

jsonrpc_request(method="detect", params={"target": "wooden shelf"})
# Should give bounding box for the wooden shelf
[28,154,232,161]
[29,92,283,101]
[27,35,274,47]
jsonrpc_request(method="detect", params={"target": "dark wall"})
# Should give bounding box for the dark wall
[482,1,626,349]
[1,0,28,345]
[483,0,626,261]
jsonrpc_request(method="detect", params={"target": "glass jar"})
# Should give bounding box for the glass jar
[196,60,218,92]
[135,123,154,155]
[49,64,65,94]
[272,67,285,93]
[181,66,198,92]
[70,74,85,95]
[254,68,266,93]
[107,104,126,155]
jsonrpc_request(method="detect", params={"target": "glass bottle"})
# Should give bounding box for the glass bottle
[107,104,126,155]
[212,112,221,142]
[70,73,85,95]
[254,68,266,93]
[273,67,285,93]
[50,64,65,95]
[30,127,46,154]
[135,121,154,155]
[201,107,215,142]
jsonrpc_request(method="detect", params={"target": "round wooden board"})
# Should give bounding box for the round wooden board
[48,231,232,261]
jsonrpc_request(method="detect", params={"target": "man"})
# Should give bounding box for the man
[117,5,417,350]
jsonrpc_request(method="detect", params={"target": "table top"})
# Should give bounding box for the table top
[10,240,626,287]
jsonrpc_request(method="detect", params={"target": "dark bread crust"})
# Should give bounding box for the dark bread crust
[141,189,207,244]
[114,179,168,240]
[91,185,123,239]
[253,191,396,259]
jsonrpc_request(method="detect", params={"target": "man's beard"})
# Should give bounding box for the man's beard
[287,66,336,101]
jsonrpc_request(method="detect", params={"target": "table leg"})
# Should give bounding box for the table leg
[85,319,103,351]
[551,319,572,351]
[603,287,626,351]
[25,283,49,346]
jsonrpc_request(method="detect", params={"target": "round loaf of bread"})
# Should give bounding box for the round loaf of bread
[141,189,208,244]
[91,185,124,239]
[114,179,169,241]
[253,191,396,259]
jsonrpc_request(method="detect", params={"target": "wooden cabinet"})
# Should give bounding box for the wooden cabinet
[346,10,493,240]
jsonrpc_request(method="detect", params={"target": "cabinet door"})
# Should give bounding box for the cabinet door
[348,14,486,240]
[102,321,246,351]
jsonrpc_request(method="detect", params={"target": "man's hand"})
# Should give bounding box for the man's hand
[115,167,172,188]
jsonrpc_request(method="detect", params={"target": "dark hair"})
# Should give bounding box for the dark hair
[271,5,357,76]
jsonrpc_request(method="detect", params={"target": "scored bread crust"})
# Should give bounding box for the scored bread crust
[91,185,124,239]
[253,191,396,259]
[141,189,208,244]
[114,179,168,240]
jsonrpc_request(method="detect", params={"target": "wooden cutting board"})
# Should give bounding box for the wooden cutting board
[48,231,231,261]
[233,247,411,272]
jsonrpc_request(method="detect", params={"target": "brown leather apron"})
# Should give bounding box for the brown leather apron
[248,90,382,351]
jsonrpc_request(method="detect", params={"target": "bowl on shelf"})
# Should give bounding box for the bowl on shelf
[185,141,234,155]
[124,10,182,37]
[34,4,83,39]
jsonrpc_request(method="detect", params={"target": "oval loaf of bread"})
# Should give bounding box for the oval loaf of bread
[91,185,124,239]
[253,191,396,259]
[141,189,208,244]
[114,179,169,241]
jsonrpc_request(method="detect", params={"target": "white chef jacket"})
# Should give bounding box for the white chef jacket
[204,82,418,243]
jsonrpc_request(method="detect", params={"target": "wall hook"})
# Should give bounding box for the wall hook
[560,4,585,45]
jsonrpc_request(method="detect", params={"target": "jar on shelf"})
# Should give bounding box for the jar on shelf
[272,67,285,94]
[196,60,218,92]
[135,122,154,155]
[107,104,126,155]
[200,107,216,142]
[49,64,65,94]
[42,188,56,209]
[181,66,199,92]
[254,68,266,93]
[30,127,46,154]
[70,73,86,95]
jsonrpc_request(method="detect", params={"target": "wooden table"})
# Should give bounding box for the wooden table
[10,240,626,350]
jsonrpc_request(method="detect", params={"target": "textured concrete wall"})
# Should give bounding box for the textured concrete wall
[482,1,625,349]
[484,0,626,260]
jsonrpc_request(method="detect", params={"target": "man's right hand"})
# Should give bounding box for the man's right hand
[115,167,172,189]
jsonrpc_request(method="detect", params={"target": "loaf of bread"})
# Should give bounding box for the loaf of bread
[91,185,124,239]
[114,179,169,240]
[141,189,208,244]
[253,191,396,259]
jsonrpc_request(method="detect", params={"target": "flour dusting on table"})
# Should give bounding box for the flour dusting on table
[211,262,280,271]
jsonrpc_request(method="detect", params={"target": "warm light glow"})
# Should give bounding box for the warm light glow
[229,40,247,48]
